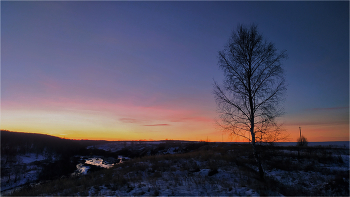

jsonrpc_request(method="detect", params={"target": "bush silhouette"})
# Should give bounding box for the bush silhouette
[297,135,308,147]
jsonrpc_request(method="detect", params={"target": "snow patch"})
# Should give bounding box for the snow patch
[76,163,90,175]
[85,158,114,168]
[20,153,46,164]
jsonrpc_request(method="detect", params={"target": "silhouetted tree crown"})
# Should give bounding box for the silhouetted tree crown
[214,24,287,180]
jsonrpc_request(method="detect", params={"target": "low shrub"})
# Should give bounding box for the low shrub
[296,136,308,147]
[208,168,218,176]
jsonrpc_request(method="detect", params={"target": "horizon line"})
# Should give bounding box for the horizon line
[1,129,348,143]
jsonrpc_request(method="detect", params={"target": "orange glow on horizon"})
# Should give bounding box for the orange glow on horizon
[2,98,348,143]
[1,125,348,143]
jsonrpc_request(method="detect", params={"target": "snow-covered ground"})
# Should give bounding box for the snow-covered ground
[1,153,49,194]
[6,142,350,196]
[276,141,349,148]
[20,153,46,164]
[86,141,165,152]
[77,160,262,196]
[90,141,350,153]
[76,163,90,175]
[263,146,349,195]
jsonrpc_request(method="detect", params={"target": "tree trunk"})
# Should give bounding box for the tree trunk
[251,119,264,181]
[247,57,264,180]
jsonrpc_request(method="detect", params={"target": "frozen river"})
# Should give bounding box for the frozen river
[75,156,129,175]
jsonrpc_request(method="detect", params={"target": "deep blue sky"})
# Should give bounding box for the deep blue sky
[1,1,349,141]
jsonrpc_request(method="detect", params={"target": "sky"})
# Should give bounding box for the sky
[1,1,349,142]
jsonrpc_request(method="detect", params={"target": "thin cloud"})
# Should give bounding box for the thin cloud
[119,118,139,123]
[170,117,213,123]
[143,124,170,126]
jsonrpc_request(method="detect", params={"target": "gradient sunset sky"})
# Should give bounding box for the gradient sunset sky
[1,1,349,142]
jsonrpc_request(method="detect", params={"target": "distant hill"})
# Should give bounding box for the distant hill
[1,130,112,187]
[1,130,108,155]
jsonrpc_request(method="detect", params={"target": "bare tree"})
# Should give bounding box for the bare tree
[213,24,287,180]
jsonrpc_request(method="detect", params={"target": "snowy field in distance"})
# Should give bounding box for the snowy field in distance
[275,141,349,148]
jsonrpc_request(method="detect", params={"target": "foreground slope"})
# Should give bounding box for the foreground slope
[8,141,350,196]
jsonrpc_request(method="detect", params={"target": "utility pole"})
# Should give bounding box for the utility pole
[298,126,301,160]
